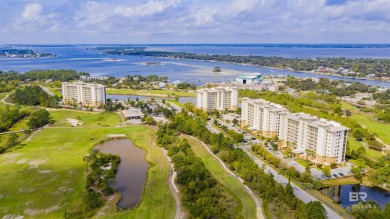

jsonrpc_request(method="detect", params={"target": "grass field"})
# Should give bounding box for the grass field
[50,110,122,127]
[0,92,8,101]
[348,136,384,160]
[0,124,175,218]
[47,87,62,97]
[321,177,360,187]
[166,100,184,107]
[342,102,390,145]
[106,88,196,97]
[183,136,258,219]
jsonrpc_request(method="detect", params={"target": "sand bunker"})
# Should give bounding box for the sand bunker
[67,118,82,126]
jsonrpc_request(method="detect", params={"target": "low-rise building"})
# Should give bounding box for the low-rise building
[121,108,144,120]
[235,74,262,84]
[196,86,238,111]
[62,82,106,107]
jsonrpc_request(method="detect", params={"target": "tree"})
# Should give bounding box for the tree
[353,130,364,141]
[322,166,331,177]
[345,110,352,116]
[28,109,51,129]
[351,166,363,182]
[143,116,156,125]
[306,201,327,219]
[232,118,238,126]
[333,106,343,116]
[97,116,105,125]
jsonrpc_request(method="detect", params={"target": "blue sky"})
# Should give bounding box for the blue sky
[1,0,389,44]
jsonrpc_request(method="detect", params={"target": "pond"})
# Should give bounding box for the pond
[319,184,390,209]
[95,139,149,209]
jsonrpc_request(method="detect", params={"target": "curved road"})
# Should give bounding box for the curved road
[188,135,264,219]
[153,139,182,219]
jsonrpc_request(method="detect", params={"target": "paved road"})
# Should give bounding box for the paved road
[39,85,55,96]
[187,135,264,219]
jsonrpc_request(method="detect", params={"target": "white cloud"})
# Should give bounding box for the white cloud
[2,0,390,43]
[114,0,180,17]
[22,3,42,19]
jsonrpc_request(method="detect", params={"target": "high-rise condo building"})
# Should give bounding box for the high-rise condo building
[241,98,289,138]
[196,86,238,111]
[62,82,107,107]
[241,98,348,165]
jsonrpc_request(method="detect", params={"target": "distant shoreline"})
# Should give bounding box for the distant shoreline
[156,56,390,84]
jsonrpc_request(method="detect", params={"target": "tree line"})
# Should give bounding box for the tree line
[156,131,239,218]
[0,69,89,82]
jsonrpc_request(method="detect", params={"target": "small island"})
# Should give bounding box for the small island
[212,66,222,73]
[145,61,161,66]
[0,48,55,58]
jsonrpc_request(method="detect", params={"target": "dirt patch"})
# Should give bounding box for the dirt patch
[28,159,47,168]
[1,153,22,164]
[24,204,60,216]
[16,158,28,164]
[38,170,52,174]
[18,187,36,193]
[2,153,22,159]
[2,215,25,219]
[67,118,82,126]
[59,186,74,192]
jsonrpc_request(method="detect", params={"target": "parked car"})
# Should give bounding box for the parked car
[251,137,256,140]
[333,174,338,178]
[339,173,344,177]
[170,170,173,175]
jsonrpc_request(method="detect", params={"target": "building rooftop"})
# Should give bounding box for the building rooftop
[62,81,106,88]
[236,74,262,80]
[197,86,238,92]
[121,108,144,117]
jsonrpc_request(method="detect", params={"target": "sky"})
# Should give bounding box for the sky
[1,0,390,44]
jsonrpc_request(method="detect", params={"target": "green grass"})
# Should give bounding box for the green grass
[296,159,309,167]
[50,110,122,127]
[366,149,385,160]
[0,92,8,101]
[321,177,360,187]
[166,100,184,107]
[106,88,196,97]
[48,88,62,97]
[8,117,30,131]
[183,136,258,219]
[342,102,390,145]
[348,136,384,160]
[0,125,175,219]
